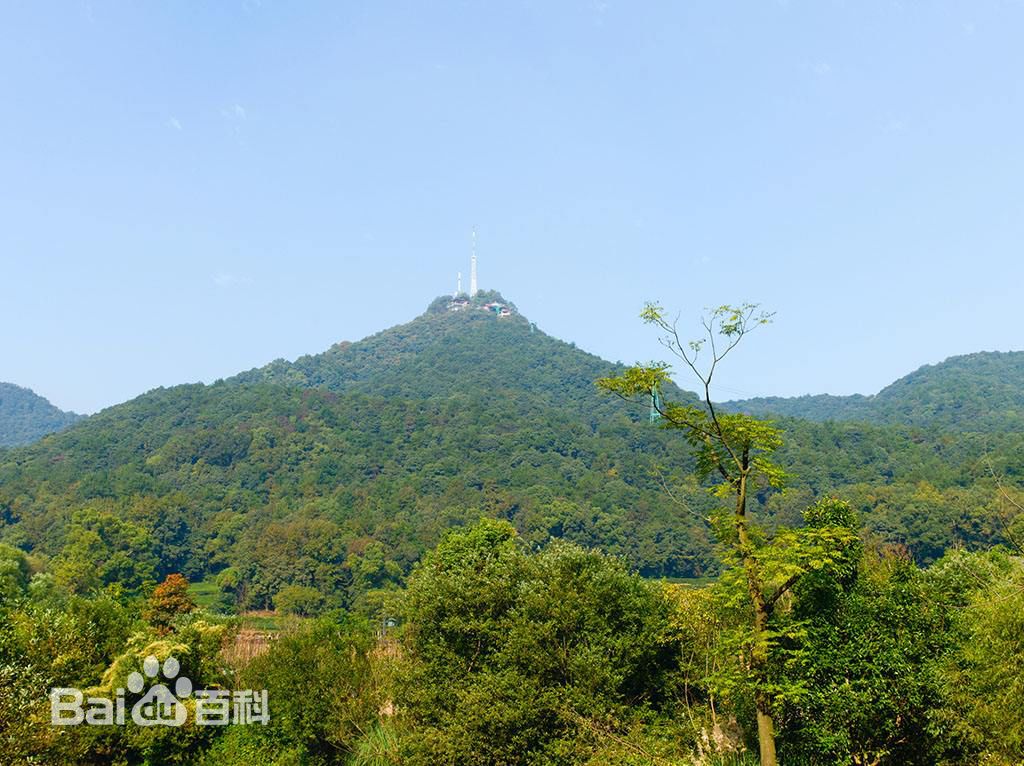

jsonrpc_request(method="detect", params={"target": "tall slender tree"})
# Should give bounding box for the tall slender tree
[599,303,789,764]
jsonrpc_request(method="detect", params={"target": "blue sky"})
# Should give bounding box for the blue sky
[2,1,1022,414]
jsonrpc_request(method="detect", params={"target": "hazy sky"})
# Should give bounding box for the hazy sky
[2,1,1022,414]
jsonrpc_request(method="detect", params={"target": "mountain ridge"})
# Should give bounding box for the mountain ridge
[231,297,1021,433]
[0,382,84,447]
[725,350,1024,431]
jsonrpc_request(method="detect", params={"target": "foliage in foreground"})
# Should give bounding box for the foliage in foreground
[4,522,1024,765]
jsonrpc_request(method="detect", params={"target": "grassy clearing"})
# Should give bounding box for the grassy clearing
[187,578,221,610]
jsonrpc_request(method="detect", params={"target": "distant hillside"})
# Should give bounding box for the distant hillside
[727,351,1024,431]
[0,382,83,447]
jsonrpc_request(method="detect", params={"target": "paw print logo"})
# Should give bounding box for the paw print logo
[128,655,192,727]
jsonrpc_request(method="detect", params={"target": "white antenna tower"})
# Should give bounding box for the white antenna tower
[469,227,478,297]
[456,271,462,296]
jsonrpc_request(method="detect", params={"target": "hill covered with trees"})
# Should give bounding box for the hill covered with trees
[727,350,1024,431]
[2,295,1024,765]
[0,297,1020,614]
[0,382,83,447]
[228,290,695,426]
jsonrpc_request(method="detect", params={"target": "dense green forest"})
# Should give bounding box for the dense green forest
[0,382,83,447]
[1,297,1023,764]
[1,300,1020,605]
[4,519,1023,765]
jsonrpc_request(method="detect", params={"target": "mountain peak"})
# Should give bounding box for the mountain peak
[228,290,641,425]
[425,290,519,319]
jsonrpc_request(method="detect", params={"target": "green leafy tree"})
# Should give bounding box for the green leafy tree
[214,566,243,611]
[599,304,858,765]
[202,619,384,764]
[0,589,139,764]
[53,508,159,596]
[400,519,685,765]
[932,549,1024,763]
[0,543,30,603]
[771,542,951,765]
[274,584,325,616]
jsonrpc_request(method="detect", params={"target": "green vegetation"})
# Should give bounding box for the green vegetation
[145,573,197,632]
[0,381,83,447]
[187,578,221,611]
[3,520,1022,764]
[727,350,1024,432]
[0,295,1023,764]
[599,304,860,765]
[1,299,1021,616]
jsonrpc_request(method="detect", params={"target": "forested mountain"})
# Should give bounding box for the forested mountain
[0,382,83,447]
[3,295,1024,766]
[0,297,1021,612]
[728,350,1024,431]
[0,298,711,610]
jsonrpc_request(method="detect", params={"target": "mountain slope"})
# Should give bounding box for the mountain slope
[0,379,717,603]
[230,291,694,423]
[728,351,1024,431]
[0,382,83,447]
